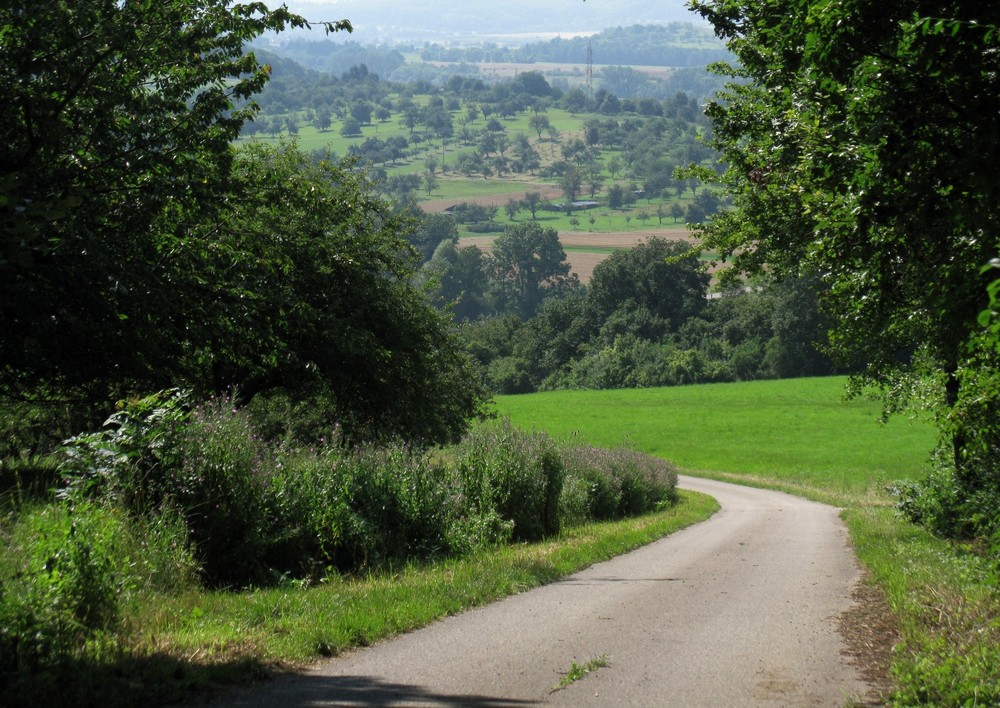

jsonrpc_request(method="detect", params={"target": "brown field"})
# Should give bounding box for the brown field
[459,227,700,283]
[421,185,565,214]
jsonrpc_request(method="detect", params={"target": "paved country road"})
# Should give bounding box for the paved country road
[217,476,878,707]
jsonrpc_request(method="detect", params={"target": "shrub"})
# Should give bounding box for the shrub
[59,391,269,587]
[558,445,678,525]
[58,389,191,514]
[262,447,356,580]
[263,444,488,576]
[169,398,269,587]
[0,501,196,675]
[455,420,564,542]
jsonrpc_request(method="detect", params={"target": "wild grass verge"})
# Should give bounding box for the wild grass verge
[0,392,704,707]
[0,491,717,707]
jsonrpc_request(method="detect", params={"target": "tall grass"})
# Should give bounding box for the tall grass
[1,392,691,706]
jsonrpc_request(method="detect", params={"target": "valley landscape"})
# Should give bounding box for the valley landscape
[3,2,999,706]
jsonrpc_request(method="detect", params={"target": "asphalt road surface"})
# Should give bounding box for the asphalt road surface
[218,476,876,706]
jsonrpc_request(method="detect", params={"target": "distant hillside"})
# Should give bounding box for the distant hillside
[281,0,705,43]
[420,24,727,68]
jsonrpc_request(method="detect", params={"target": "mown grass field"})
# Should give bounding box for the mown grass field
[494,376,936,506]
[495,376,1000,705]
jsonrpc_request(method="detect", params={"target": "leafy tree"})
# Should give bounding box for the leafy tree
[529,114,552,139]
[350,101,373,125]
[422,241,491,322]
[188,142,489,444]
[340,117,363,136]
[560,167,583,213]
[0,0,348,405]
[607,155,625,180]
[608,184,625,210]
[511,71,553,97]
[405,210,459,263]
[423,171,439,196]
[489,222,578,318]
[689,0,1000,479]
[523,192,543,220]
[587,238,709,334]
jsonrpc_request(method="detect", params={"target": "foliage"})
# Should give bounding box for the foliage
[420,23,728,69]
[2,3,485,449]
[489,222,579,319]
[559,445,678,525]
[52,392,682,593]
[181,141,489,445]
[690,1,1000,544]
[0,0,347,403]
[59,392,268,587]
[588,238,709,332]
[455,420,564,542]
[0,501,197,678]
[460,238,836,394]
[422,241,493,323]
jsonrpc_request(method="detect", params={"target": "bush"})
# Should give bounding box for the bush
[263,443,504,577]
[170,399,269,587]
[558,445,678,524]
[0,501,196,675]
[331,445,455,567]
[59,391,269,587]
[455,420,564,542]
[58,389,191,513]
[52,393,681,589]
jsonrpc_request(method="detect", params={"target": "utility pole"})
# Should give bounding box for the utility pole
[586,38,593,100]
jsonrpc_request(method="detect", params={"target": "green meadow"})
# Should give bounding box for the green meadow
[494,376,936,506]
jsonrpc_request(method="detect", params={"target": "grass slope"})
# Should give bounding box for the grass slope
[494,376,936,506]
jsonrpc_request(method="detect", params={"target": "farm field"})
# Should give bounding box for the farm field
[493,376,938,506]
[494,376,1000,703]
[243,104,708,283]
[461,226,698,281]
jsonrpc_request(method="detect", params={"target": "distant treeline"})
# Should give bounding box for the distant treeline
[255,23,731,100]
[257,39,406,78]
[419,24,732,68]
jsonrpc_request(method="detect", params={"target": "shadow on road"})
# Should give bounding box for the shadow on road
[222,674,539,707]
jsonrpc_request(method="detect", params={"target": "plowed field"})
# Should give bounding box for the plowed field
[459,227,700,282]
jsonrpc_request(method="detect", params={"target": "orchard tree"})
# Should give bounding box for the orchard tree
[690,2,1000,501]
[523,192,543,220]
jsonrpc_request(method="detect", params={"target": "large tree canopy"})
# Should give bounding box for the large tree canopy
[690,0,1000,470]
[0,1,488,444]
[189,141,490,444]
[0,1,346,399]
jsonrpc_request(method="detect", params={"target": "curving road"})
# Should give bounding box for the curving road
[219,476,876,706]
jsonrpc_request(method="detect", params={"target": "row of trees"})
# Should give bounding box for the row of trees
[418,23,731,68]
[412,221,836,393]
